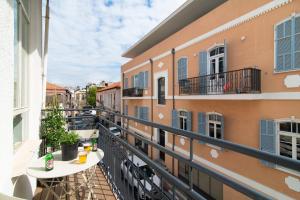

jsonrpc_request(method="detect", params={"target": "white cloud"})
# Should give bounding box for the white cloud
[45,0,186,87]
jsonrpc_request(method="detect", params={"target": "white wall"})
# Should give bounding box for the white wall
[0,0,15,195]
[0,0,43,198]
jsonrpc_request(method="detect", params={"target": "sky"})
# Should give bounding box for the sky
[45,0,186,87]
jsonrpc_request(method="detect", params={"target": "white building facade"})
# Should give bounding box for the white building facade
[0,0,44,198]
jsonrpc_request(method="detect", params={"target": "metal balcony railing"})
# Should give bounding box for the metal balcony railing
[123,87,144,97]
[40,108,300,200]
[179,67,261,95]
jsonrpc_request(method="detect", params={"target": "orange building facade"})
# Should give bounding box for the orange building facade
[121,0,300,199]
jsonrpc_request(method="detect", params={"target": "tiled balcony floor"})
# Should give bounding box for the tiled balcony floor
[33,165,116,200]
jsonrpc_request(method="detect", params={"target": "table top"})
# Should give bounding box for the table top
[27,149,104,179]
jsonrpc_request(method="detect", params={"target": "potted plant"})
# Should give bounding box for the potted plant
[41,99,66,152]
[60,131,79,161]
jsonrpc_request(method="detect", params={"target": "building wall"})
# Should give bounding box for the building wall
[0,0,43,198]
[122,0,300,199]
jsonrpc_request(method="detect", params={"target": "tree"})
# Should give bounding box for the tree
[87,85,97,107]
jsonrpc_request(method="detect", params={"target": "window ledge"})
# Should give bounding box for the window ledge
[206,143,222,151]
[276,166,300,177]
[12,139,41,178]
[273,68,300,74]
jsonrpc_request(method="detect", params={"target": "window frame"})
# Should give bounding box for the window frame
[275,119,300,176]
[157,77,166,105]
[13,0,31,152]
[178,110,188,131]
[206,112,223,140]
[207,44,225,75]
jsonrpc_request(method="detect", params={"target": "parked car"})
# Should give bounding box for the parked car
[109,127,121,137]
[120,155,161,200]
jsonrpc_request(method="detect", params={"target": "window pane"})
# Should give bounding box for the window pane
[216,124,222,139]
[184,119,187,130]
[298,123,300,134]
[219,47,224,54]
[219,57,224,73]
[280,122,291,132]
[209,123,214,137]
[180,118,183,129]
[13,114,23,151]
[292,123,297,133]
[297,138,300,160]
[280,135,292,158]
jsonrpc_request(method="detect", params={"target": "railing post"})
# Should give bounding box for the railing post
[189,138,194,189]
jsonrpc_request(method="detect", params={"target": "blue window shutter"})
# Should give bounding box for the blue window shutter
[139,107,143,119]
[144,107,149,121]
[124,78,128,89]
[138,72,144,89]
[172,109,178,128]
[144,71,148,88]
[182,58,187,80]
[177,59,182,81]
[294,16,300,69]
[131,76,134,88]
[224,40,227,72]
[187,112,192,131]
[134,106,138,118]
[199,51,207,94]
[275,19,292,71]
[198,112,206,144]
[260,119,276,168]
[125,105,128,115]
[221,115,224,140]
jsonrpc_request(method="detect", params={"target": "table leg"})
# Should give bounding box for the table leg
[39,179,62,200]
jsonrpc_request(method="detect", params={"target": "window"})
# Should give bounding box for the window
[208,46,225,75]
[158,77,165,105]
[177,58,187,81]
[138,107,149,121]
[208,113,223,139]
[13,0,30,151]
[278,121,300,161]
[275,15,300,71]
[179,111,188,130]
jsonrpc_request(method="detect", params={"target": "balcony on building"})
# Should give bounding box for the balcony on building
[122,87,144,97]
[179,67,261,95]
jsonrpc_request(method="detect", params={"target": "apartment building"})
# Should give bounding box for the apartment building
[0,0,45,198]
[121,0,300,199]
[46,82,72,108]
[74,89,86,109]
[96,82,121,124]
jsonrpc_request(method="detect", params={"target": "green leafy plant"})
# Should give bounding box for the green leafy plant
[60,131,79,145]
[87,86,97,107]
[41,98,66,149]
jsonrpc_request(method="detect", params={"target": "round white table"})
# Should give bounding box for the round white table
[27,149,104,200]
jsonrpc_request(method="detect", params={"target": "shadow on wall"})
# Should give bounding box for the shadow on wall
[12,175,33,199]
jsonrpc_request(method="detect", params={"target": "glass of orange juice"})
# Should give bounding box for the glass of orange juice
[83,143,91,153]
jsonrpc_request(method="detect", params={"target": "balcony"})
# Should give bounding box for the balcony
[123,87,144,97]
[33,108,300,200]
[179,68,261,95]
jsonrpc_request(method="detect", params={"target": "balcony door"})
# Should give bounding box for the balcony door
[208,45,225,94]
[158,77,165,105]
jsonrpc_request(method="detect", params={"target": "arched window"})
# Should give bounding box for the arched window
[177,57,188,81]
[208,46,225,75]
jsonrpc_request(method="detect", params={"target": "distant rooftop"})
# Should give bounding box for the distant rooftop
[46,82,66,91]
[122,0,227,58]
[97,82,121,92]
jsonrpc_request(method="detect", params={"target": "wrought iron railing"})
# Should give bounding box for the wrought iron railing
[123,87,144,97]
[40,108,300,200]
[179,68,261,95]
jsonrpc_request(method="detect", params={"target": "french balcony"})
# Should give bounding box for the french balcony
[179,67,261,95]
[123,87,144,97]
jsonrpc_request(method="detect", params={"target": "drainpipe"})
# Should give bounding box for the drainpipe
[172,48,175,110]
[171,48,175,176]
[42,0,50,108]
[150,58,153,159]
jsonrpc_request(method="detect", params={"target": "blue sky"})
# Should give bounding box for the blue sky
[46,0,185,87]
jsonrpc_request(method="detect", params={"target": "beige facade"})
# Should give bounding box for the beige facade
[121,0,300,199]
